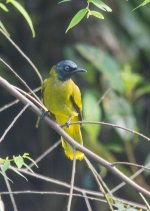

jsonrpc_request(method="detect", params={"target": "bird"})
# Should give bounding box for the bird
[42,60,86,160]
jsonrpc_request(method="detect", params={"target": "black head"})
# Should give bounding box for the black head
[55,60,86,81]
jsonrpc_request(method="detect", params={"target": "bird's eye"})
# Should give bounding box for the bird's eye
[64,65,70,72]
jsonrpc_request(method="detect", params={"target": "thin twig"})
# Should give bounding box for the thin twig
[84,157,114,211]
[0,195,5,211]
[29,140,61,168]
[82,192,93,211]
[111,162,150,194]
[0,77,150,197]
[0,99,19,112]
[67,148,76,211]
[97,88,112,105]
[12,169,147,210]
[111,162,150,171]
[0,104,29,143]
[13,86,46,111]
[0,87,41,113]
[3,171,18,211]
[139,192,150,210]
[63,121,150,142]
[0,29,43,85]
[0,57,41,102]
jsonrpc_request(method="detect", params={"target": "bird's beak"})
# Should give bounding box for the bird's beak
[72,67,87,74]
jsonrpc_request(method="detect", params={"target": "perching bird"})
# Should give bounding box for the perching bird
[42,60,86,160]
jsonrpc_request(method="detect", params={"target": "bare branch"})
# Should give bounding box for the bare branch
[3,171,18,211]
[67,149,76,211]
[0,57,41,102]
[82,192,93,211]
[0,29,43,85]
[0,104,29,143]
[29,140,61,168]
[111,162,150,171]
[64,121,150,142]
[0,196,5,211]
[139,192,150,210]
[0,76,150,197]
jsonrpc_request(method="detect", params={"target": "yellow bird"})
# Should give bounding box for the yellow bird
[42,60,86,160]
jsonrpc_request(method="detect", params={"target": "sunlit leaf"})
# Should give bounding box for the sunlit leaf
[13,155,24,168]
[133,0,150,11]
[0,21,10,36]
[92,0,112,12]
[90,10,104,19]
[58,0,71,4]
[66,8,88,33]
[83,90,101,141]
[23,153,38,168]
[1,159,10,172]
[7,0,35,37]
[75,44,124,93]
[0,3,9,12]
[121,65,143,99]
[103,91,137,142]
[135,84,150,99]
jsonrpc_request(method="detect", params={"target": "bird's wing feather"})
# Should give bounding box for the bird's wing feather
[70,84,82,121]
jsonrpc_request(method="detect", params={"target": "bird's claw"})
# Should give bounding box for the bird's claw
[64,117,72,128]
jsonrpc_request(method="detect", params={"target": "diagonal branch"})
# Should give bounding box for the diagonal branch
[0,76,150,197]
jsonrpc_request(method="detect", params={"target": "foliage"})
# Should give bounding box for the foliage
[133,0,150,10]
[0,0,35,37]
[0,153,37,181]
[65,0,112,32]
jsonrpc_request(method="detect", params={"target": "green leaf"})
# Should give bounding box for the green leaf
[1,159,10,172]
[135,84,150,99]
[13,155,24,168]
[83,90,101,141]
[0,3,9,12]
[0,21,10,36]
[7,0,35,37]
[133,0,150,11]
[92,0,112,12]
[66,8,88,33]
[103,91,137,142]
[75,44,124,93]
[23,153,38,168]
[90,10,104,19]
[58,0,71,4]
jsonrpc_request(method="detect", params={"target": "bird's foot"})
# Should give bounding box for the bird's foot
[35,110,49,128]
[64,117,72,128]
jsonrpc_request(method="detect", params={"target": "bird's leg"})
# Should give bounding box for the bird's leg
[36,110,56,128]
[64,116,72,128]
[35,110,49,128]
[41,110,50,119]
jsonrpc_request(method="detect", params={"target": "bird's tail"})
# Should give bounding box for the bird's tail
[61,122,84,160]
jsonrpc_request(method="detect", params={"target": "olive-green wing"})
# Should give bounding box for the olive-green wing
[70,84,82,121]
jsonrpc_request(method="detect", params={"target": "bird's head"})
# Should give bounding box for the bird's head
[54,60,86,81]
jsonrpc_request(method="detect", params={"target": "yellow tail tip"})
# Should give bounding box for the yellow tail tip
[65,150,84,161]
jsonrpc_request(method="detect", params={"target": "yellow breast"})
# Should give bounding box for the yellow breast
[42,72,78,123]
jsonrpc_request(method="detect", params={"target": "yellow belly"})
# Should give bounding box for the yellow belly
[42,75,84,160]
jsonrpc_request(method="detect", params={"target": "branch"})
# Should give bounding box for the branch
[0,76,150,197]
[0,29,43,85]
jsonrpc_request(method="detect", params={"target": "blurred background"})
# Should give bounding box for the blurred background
[0,0,150,210]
